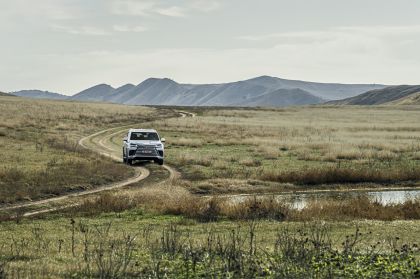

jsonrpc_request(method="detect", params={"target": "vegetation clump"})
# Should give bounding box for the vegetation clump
[72,186,420,222]
[0,221,418,278]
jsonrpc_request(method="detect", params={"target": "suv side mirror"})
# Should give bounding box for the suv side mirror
[123,137,128,142]
[161,137,166,143]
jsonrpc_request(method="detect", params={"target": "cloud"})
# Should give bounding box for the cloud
[335,25,420,34]
[190,1,221,12]
[110,0,156,16]
[108,0,220,17]
[237,29,350,43]
[52,25,111,36]
[156,6,186,17]
[236,25,420,64]
[238,25,420,43]
[53,24,149,35]
[38,24,419,92]
[13,31,419,95]
[113,25,148,32]
[1,0,81,20]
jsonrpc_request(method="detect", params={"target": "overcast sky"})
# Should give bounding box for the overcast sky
[1,0,420,95]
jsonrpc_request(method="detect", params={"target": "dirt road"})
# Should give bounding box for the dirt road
[0,110,194,217]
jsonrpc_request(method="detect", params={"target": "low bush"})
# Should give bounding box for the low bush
[70,185,420,222]
[134,184,222,222]
[259,165,420,185]
[293,196,420,221]
[223,196,289,221]
[73,193,137,216]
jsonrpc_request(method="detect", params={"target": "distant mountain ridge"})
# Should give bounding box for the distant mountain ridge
[8,76,388,107]
[0,91,15,97]
[243,76,385,100]
[11,90,68,100]
[329,85,420,105]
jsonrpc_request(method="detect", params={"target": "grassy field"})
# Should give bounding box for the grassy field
[0,96,176,204]
[112,105,420,194]
[0,97,419,277]
[0,213,419,278]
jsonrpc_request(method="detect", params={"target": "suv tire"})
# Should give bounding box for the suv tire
[122,148,127,163]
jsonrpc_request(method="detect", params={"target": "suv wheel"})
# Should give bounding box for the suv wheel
[156,159,164,165]
[127,159,133,165]
[122,148,127,163]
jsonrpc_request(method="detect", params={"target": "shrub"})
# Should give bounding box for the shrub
[293,196,420,221]
[258,165,420,185]
[223,196,289,221]
[74,193,137,216]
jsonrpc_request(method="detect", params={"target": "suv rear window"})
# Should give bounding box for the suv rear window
[130,132,159,141]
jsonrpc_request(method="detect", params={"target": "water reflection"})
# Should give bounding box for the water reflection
[231,190,420,210]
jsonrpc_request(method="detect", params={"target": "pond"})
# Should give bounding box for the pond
[228,189,420,210]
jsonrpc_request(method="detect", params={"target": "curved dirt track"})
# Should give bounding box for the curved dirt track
[94,127,180,182]
[1,110,194,217]
[0,130,149,215]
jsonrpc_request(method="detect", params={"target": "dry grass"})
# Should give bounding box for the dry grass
[72,182,420,222]
[258,165,420,185]
[223,196,290,221]
[169,137,204,147]
[294,196,420,221]
[0,96,176,203]
[0,153,132,204]
[239,158,262,167]
[70,192,137,216]
[146,106,420,191]
[177,154,214,167]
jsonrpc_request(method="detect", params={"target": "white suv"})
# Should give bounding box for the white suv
[123,129,165,165]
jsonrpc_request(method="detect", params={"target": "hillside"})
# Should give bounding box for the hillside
[12,90,68,100]
[11,76,387,107]
[0,91,15,97]
[235,88,324,107]
[119,78,187,105]
[329,85,420,105]
[70,84,114,102]
[244,76,386,100]
[387,92,420,105]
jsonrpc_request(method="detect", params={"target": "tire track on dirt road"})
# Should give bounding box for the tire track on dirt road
[0,110,195,216]
[98,128,180,182]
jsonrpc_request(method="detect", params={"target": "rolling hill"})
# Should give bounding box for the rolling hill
[243,76,386,100]
[69,77,327,107]
[0,91,15,97]
[11,90,68,100]
[69,76,385,107]
[329,85,420,105]
[388,92,420,105]
[69,84,114,102]
[235,88,324,107]
[9,76,388,107]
